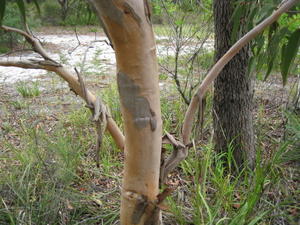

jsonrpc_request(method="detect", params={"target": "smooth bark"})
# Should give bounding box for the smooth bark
[90,1,162,224]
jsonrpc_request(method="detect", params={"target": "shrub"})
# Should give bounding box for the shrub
[0,2,41,53]
[41,0,62,25]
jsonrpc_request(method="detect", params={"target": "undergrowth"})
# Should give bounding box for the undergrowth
[0,83,299,225]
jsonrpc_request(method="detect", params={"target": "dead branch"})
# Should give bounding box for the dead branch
[0,25,125,151]
[160,0,299,182]
[182,0,299,145]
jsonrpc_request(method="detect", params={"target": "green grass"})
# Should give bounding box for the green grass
[1,82,299,225]
[16,82,41,98]
[164,141,299,225]
[0,106,121,224]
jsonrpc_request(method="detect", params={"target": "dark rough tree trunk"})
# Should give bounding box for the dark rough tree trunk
[213,0,255,168]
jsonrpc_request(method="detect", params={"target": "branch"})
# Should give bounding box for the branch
[0,25,125,151]
[0,59,59,69]
[160,0,299,183]
[182,0,299,145]
[1,25,54,62]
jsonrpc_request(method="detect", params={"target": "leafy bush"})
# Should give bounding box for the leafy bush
[0,2,41,53]
[0,2,24,53]
[41,0,99,26]
[41,0,62,25]
[63,1,99,26]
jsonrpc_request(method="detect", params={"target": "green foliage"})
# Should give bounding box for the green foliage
[0,0,6,25]
[10,100,27,109]
[0,1,41,53]
[41,0,61,25]
[283,113,300,162]
[197,50,214,70]
[232,1,300,84]
[280,29,300,84]
[1,81,299,224]
[151,0,212,25]
[41,0,98,26]
[62,1,98,26]
[165,140,298,224]
[0,2,24,51]
[278,8,300,32]
[16,0,26,25]
[153,0,213,104]
[0,90,123,224]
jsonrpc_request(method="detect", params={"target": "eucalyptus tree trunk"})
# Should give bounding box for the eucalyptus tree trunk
[90,1,162,224]
[213,0,255,168]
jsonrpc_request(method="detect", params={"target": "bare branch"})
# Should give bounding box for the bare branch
[1,25,55,62]
[0,25,125,151]
[0,59,60,69]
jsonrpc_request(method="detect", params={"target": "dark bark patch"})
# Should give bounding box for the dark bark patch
[144,207,160,225]
[117,72,157,131]
[131,194,148,224]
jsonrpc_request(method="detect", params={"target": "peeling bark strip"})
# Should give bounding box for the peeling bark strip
[117,72,157,131]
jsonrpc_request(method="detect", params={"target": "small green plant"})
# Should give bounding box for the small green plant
[10,100,27,109]
[16,82,41,98]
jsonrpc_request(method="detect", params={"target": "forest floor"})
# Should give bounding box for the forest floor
[0,26,299,225]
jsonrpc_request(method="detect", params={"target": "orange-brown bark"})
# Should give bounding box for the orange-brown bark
[91,0,162,224]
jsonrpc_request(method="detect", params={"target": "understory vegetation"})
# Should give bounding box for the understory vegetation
[0,0,299,224]
[0,67,299,224]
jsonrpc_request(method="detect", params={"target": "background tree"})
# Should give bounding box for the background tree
[212,0,255,168]
[212,0,300,169]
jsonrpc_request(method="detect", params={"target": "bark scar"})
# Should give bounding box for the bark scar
[117,72,157,131]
